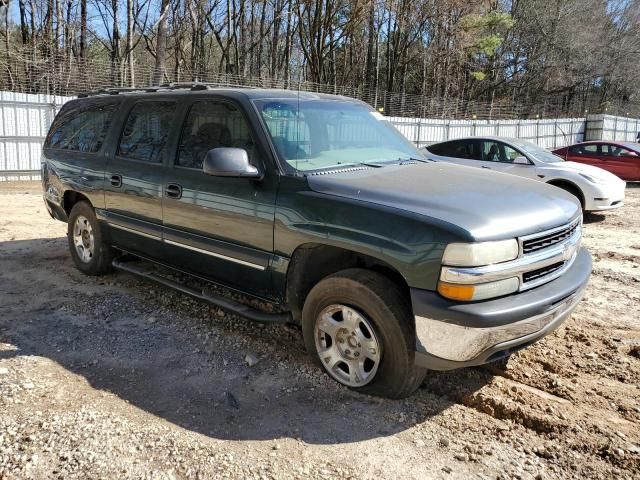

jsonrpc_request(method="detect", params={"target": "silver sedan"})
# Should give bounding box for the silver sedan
[423,136,626,212]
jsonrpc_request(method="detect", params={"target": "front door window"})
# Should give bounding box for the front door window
[176,101,258,170]
[481,141,523,163]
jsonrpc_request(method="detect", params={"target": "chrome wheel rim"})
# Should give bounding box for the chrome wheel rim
[73,215,94,263]
[314,305,382,387]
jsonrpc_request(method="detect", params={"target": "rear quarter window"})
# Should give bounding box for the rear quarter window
[427,141,456,156]
[428,140,477,159]
[45,101,119,153]
[569,144,598,154]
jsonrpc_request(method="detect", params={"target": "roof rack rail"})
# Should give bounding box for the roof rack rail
[158,82,259,91]
[158,82,210,91]
[78,82,259,98]
[78,86,161,97]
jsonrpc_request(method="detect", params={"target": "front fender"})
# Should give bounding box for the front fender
[273,176,466,291]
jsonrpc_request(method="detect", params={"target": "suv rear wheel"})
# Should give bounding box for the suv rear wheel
[67,201,114,275]
[302,268,426,399]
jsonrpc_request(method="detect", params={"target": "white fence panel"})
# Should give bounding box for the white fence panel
[387,115,587,149]
[447,121,474,139]
[497,121,518,138]
[585,114,640,142]
[0,91,74,180]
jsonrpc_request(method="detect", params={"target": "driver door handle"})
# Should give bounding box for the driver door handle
[165,183,182,199]
[110,174,122,187]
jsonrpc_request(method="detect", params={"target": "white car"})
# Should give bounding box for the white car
[423,136,626,212]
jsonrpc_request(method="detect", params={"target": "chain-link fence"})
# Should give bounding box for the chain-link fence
[2,52,639,120]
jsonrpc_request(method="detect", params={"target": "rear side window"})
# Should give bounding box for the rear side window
[429,140,481,160]
[569,144,598,154]
[118,101,176,163]
[427,141,457,156]
[46,102,118,152]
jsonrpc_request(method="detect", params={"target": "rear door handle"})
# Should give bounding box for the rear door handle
[110,174,122,187]
[165,183,182,199]
[481,166,491,169]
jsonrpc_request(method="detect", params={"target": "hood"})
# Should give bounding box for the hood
[307,162,581,242]
[540,161,624,182]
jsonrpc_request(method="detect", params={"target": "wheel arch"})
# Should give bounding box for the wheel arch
[62,190,92,216]
[285,243,411,324]
[546,179,585,208]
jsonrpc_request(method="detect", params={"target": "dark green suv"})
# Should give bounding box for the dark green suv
[42,85,591,398]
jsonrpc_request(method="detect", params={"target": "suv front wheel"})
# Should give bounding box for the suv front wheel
[67,201,114,276]
[302,268,426,399]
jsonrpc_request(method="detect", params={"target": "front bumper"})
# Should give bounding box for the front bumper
[584,181,626,211]
[413,247,591,370]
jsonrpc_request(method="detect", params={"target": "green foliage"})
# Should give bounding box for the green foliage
[462,12,515,32]
[461,11,514,58]
[475,35,503,56]
[458,10,514,85]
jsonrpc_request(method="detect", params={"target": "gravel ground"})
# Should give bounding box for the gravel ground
[0,181,638,480]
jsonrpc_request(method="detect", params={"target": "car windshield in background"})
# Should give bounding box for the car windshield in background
[253,99,422,172]
[510,139,564,163]
[621,143,640,153]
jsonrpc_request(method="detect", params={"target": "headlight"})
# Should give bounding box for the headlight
[579,173,605,184]
[442,239,519,266]
[438,277,520,301]
[439,239,520,301]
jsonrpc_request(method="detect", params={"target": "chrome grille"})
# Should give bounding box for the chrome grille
[522,219,580,254]
[522,262,564,283]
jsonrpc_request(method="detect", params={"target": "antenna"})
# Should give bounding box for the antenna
[296,78,302,172]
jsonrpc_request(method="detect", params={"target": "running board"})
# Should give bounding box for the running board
[112,258,291,324]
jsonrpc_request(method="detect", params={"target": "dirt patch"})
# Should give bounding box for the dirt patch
[1,181,639,479]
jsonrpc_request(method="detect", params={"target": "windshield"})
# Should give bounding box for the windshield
[253,98,422,172]
[509,139,564,163]
[621,142,640,152]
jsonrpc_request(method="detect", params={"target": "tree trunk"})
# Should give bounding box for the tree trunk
[153,0,170,85]
[257,0,267,78]
[126,0,134,86]
[18,0,30,46]
[79,0,86,59]
[364,0,375,93]
[110,0,120,86]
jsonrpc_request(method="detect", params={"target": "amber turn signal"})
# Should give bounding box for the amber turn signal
[437,282,475,301]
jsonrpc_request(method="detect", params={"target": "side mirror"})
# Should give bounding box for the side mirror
[513,156,530,165]
[203,148,261,178]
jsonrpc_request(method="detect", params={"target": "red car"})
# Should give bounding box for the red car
[553,141,640,181]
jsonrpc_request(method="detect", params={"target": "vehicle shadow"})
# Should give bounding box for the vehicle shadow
[0,237,493,445]
[583,212,606,224]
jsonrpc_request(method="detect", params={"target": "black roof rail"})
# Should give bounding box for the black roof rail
[78,82,259,97]
[158,82,210,91]
[158,82,259,91]
[78,86,160,97]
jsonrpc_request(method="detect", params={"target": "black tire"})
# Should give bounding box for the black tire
[302,268,427,399]
[67,201,114,276]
